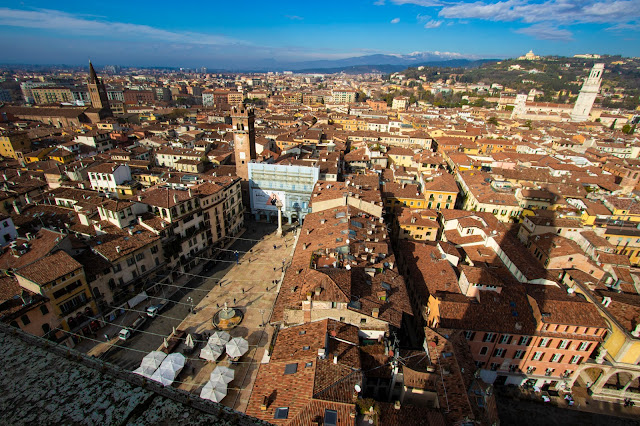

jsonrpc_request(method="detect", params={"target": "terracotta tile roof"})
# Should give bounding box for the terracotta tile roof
[140,187,196,208]
[436,284,537,335]
[527,286,608,329]
[0,229,67,272]
[91,222,160,262]
[16,250,81,285]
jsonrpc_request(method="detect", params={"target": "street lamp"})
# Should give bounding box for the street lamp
[259,309,265,327]
[187,296,194,313]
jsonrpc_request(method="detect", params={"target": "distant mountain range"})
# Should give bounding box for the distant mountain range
[236,51,498,73]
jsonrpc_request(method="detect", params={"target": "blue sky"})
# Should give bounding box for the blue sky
[0,1,638,68]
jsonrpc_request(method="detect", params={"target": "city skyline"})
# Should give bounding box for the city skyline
[0,0,639,69]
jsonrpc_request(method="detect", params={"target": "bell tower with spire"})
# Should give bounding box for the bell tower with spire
[87,61,112,116]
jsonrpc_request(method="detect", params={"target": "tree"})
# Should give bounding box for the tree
[487,116,499,126]
[610,119,617,130]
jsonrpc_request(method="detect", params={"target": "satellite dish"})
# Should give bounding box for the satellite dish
[354,384,361,393]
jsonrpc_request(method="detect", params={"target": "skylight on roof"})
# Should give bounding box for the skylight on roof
[274,407,289,420]
[284,363,298,375]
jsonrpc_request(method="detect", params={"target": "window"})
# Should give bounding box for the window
[136,253,145,261]
[274,408,289,420]
[518,336,531,346]
[551,353,563,363]
[21,315,31,326]
[465,331,476,340]
[578,342,591,351]
[40,305,49,315]
[324,409,338,426]
[284,363,297,375]
[527,366,536,374]
[558,340,570,350]
[305,362,313,368]
[532,351,543,361]
[570,355,582,364]
[360,318,366,324]
[126,257,135,266]
[493,348,506,358]
[483,332,496,342]
[490,362,499,371]
[514,350,524,359]
[479,346,488,356]
[539,338,550,348]
[500,334,512,344]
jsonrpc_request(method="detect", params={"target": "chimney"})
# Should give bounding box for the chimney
[333,354,338,364]
[632,324,640,338]
[372,308,379,318]
[173,194,178,204]
[116,246,121,253]
[602,296,612,308]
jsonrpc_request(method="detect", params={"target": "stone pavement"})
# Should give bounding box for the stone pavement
[173,224,298,412]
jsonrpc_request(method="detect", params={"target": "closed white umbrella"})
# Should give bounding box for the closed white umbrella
[141,351,167,370]
[133,365,156,378]
[199,344,224,362]
[208,331,231,346]
[200,380,227,403]
[225,337,249,358]
[210,366,235,384]
[185,333,195,348]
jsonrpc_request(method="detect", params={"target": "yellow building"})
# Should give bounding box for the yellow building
[331,115,367,131]
[0,131,31,159]
[395,207,439,241]
[47,147,76,164]
[387,147,414,168]
[423,173,459,210]
[23,147,54,163]
[383,183,425,210]
[562,269,640,404]
[602,227,640,266]
[15,250,97,332]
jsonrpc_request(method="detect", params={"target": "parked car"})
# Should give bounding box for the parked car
[146,300,168,317]
[118,316,147,340]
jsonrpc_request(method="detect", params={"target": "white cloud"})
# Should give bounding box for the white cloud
[374,0,386,5]
[424,20,443,28]
[0,8,243,46]
[437,0,640,25]
[515,23,574,41]
[391,17,401,24]
[391,0,640,31]
[285,15,304,20]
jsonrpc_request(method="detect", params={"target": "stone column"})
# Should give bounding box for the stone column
[276,200,283,236]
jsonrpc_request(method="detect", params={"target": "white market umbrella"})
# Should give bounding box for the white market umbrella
[141,351,167,370]
[150,367,176,387]
[210,366,234,384]
[162,352,186,374]
[208,331,231,346]
[133,365,156,378]
[200,380,227,403]
[225,337,249,358]
[199,344,224,362]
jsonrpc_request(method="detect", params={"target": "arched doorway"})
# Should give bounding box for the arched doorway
[604,372,634,391]
[577,366,605,388]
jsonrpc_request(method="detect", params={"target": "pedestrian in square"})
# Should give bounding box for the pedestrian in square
[273,244,277,250]
[242,287,245,294]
